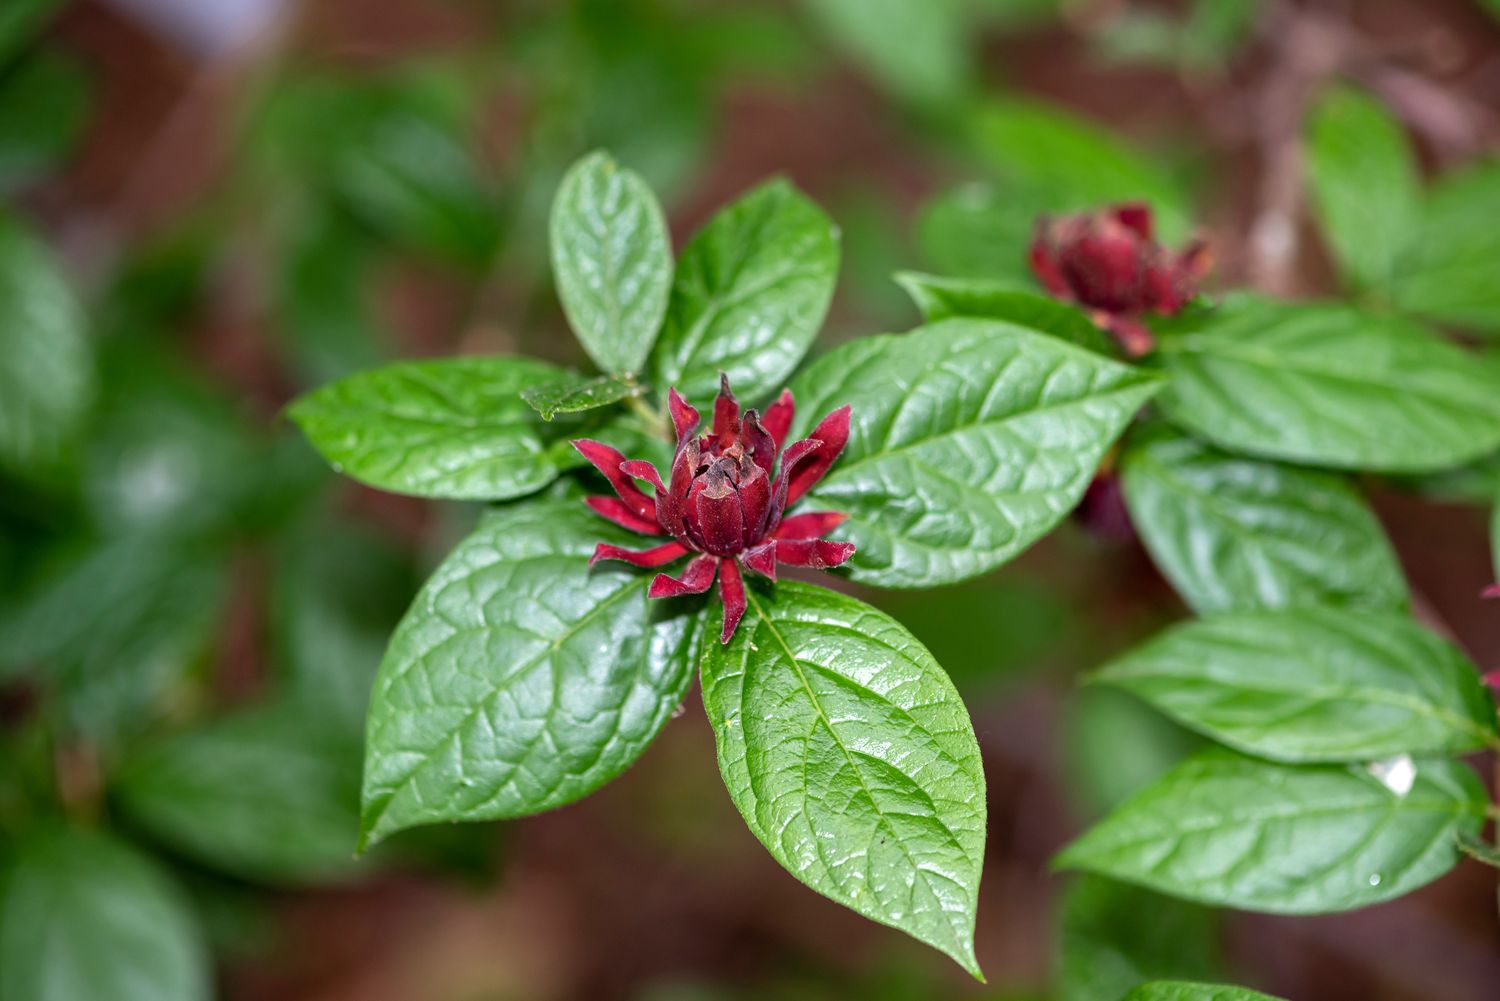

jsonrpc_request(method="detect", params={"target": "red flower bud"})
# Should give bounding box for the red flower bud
[575,374,855,644]
[1029,203,1210,356]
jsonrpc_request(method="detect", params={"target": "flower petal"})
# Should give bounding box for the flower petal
[693,463,746,555]
[782,405,851,506]
[585,496,662,535]
[590,541,688,568]
[741,541,777,581]
[740,410,777,473]
[649,552,719,598]
[771,436,822,519]
[736,462,772,542]
[776,538,856,569]
[1029,224,1071,300]
[712,373,740,444]
[774,510,846,539]
[717,558,746,644]
[661,438,698,538]
[1111,202,1154,240]
[668,388,701,444]
[572,439,656,521]
[762,389,795,451]
[620,459,666,495]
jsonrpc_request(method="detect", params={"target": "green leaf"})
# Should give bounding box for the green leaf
[1055,749,1487,913]
[0,211,93,478]
[895,272,1118,355]
[790,317,1161,588]
[0,825,208,1001]
[114,700,361,884]
[1455,831,1500,870]
[1155,297,1500,472]
[1306,86,1421,290]
[0,50,91,193]
[802,0,972,105]
[1064,687,1207,818]
[1057,876,1221,1001]
[1124,982,1286,1001]
[651,178,838,404]
[288,355,568,500]
[0,0,61,65]
[1093,607,1497,762]
[549,151,673,375]
[521,373,641,421]
[1119,426,1407,614]
[700,580,986,977]
[1391,161,1500,335]
[272,207,387,383]
[1491,496,1499,579]
[360,499,701,847]
[915,183,1037,283]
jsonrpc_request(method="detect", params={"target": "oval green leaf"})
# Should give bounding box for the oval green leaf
[288,355,568,500]
[550,151,673,375]
[1055,749,1487,913]
[1391,161,1500,336]
[790,317,1161,588]
[700,580,986,977]
[1120,426,1407,614]
[359,499,702,847]
[1125,982,1287,1001]
[1155,297,1500,472]
[650,178,838,404]
[1091,607,1497,762]
[895,271,1117,355]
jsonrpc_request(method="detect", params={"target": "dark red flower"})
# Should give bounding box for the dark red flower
[1029,202,1211,357]
[574,375,854,644]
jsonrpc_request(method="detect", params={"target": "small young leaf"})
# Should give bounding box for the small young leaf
[0,826,209,1001]
[1155,297,1500,472]
[1124,982,1287,1001]
[895,271,1117,355]
[1306,86,1421,290]
[651,178,838,404]
[549,151,673,375]
[1120,426,1407,614]
[1057,876,1222,1001]
[700,580,986,977]
[521,373,641,421]
[1091,607,1497,762]
[789,317,1161,588]
[288,355,567,500]
[113,701,361,884]
[360,500,701,848]
[1055,749,1486,913]
[1391,162,1500,335]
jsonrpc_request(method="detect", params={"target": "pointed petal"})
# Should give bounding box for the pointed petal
[668,388,701,444]
[1029,222,1071,300]
[585,496,662,535]
[740,410,777,473]
[717,558,746,644]
[771,437,823,518]
[742,541,777,581]
[775,538,856,569]
[572,439,656,520]
[590,541,688,568]
[762,389,795,450]
[774,510,846,539]
[649,553,719,598]
[661,439,698,538]
[736,462,772,541]
[693,464,746,555]
[1112,202,1154,240]
[783,405,851,506]
[620,459,666,495]
[1106,315,1154,358]
[712,373,740,444]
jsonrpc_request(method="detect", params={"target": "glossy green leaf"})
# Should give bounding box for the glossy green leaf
[522,373,641,421]
[1055,749,1486,913]
[790,317,1161,587]
[114,700,361,884]
[803,0,971,104]
[895,272,1117,355]
[1391,161,1500,335]
[1306,86,1421,290]
[0,212,92,478]
[1120,427,1406,614]
[1057,876,1220,1001]
[1155,297,1500,472]
[0,50,91,193]
[289,355,568,500]
[550,151,672,374]
[1093,607,1497,762]
[360,500,702,847]
[651,178,838,403]
[1124,982,1285,1001]
[0,826,208,1001]
[700,581,986,977]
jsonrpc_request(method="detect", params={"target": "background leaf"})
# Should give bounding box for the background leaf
[1056,750,1487,913]
[522,373,641,421]
[895,272,1117,355]
[550,151,673,375]
[700,580,986,976]
[1306,86,1421,291]
[1120,426,1407,614]
[651,178,838,404]
[1391,161,1500,335]
[790,317,1160,587]
[0,826,208,1001]
[360,500,701,847]
[802,0,972,105]
[289,355,567,500]
[915,182,1038,283]
[1155,297,1500,472]
[1124,982,1286,1001]
[0,50,91,194]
